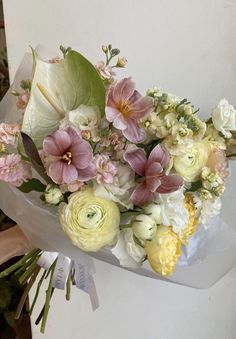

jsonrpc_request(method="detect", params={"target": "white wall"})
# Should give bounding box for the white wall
[3,1,236,338]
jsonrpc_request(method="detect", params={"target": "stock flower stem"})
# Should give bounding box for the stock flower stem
[0,248,41,278]
[66,271,72,301]
[19,255,41,285]
[29,269,47,316]
[40,260,57,333]
[15,265,41,320]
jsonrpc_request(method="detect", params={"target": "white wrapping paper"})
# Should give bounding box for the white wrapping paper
[0,51,236,289]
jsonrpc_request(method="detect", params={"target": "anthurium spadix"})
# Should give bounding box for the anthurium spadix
[22,49,105,148]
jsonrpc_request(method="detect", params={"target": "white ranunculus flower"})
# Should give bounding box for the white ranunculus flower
[93,163,135,210]
[212,99,236,138]
[132,214,156,240]
[60,104,101,136]
[158,188,189,235]
[111,229,146,269]
[144,203,162,224]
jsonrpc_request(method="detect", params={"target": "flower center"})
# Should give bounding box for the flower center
[62,151,72,165]
[118,101,132,118]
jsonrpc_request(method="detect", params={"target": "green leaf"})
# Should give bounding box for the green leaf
[21,132,52,183]
[18,178,46,193]
[22,49,105,148]
[186,180,202,192]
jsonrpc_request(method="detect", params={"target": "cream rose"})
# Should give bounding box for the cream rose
[59,187,120,251]
[173,141,211,182]
[212,99,236,138]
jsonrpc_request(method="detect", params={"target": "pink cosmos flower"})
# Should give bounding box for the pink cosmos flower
[0,154,32,187]
[95,154,117,184]
[16,91,30,110]
[0,123,21,147]
[124,144,183,206]
[105,77,154,143]
[43,125,96,185]
[96,61,115,81]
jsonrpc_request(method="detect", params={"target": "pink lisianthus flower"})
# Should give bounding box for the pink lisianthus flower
[16,91,30,110]
[0,154,32,186]
[124,144,183,206]
[95,154,117,184]
[43,125,96,185]
[105,77,154,143]
[0,123,21,147]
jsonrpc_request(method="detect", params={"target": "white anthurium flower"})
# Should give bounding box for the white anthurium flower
[111,229,146,269]
[132,214,157,240]
[212,98,236,138]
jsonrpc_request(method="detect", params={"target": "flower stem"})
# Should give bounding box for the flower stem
[29,269,47,316]
[66,270,72,301]
[0,249,41,278]
[15,265,41,320]
[40,259,57,333]
[18,255,41,285]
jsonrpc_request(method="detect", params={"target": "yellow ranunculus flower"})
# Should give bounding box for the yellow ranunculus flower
[59,187,120,252]
[173,141,211,182]
[145,225,181,276]
[179,194,199,245]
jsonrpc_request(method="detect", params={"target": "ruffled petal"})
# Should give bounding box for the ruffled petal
[131,96,154,119]
[48,160,65,184]
[63,164,78,184]
[124,148,146,176]
[43,130,71,156]
[113,77,135,102]
[122,119,146,143]
[157,175,184,194]
[105,106,120,123]
[77,163,97,181]
[148,144,170,169]
[131,181,153,206]
[70,140,93,169]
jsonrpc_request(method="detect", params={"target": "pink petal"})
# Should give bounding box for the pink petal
[128,90,142,104]
[48,160,64,184]
[64,125,82,146]
[113,77,135,102]
[113,113,127,130]
[63,164,78,184]
[122,119,146,143]
[105,106,120,123]
[131,182,153,206]
[77,163,97,181]
[157,175,184,194]
[71,140,93,169]
[124,148,146,176]
[131,96,154,119]
[43,130,71,156]
[148,144,170,169]
[145,162,163,192]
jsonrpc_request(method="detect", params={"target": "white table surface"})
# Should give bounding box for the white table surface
[2,1,236,338]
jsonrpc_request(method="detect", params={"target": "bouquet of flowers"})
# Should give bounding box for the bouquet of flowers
[0,44,236,333]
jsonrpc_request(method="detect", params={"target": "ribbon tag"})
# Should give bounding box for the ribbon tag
[37,251,58,270]
[52,254,72,290]
[74,262,99,311]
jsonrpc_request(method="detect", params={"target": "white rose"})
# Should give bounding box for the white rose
[199,197,222,227]
[61,104,101,135]
[93,163,135,209]
[144,203,162,224]
[132,214,156,240]
[111,229,146,269]
[44,184,64,205]
[212,99,236,138]
[158,188,189,235]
